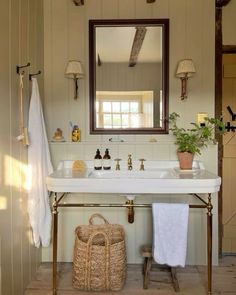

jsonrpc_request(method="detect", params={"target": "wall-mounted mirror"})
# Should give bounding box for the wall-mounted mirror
[89,19,169,134]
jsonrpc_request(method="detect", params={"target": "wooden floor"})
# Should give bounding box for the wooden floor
[25,256,236,295]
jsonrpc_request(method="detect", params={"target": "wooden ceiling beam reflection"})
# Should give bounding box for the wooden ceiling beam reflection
[129,27,147,67]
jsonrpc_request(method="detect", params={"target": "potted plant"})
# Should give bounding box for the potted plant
[169,112,225,170]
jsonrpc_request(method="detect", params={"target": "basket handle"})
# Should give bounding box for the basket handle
[89,213,109,225]
[85,231,111,291]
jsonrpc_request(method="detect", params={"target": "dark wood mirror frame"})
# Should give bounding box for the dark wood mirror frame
[89,19,169,134]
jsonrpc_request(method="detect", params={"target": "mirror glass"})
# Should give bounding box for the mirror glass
[89,19,169,134]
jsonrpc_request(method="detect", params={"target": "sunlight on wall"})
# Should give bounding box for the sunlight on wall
[0,153,2,187]
[26,229,34,246]
[0,196,7,210]
[4,155,32,192]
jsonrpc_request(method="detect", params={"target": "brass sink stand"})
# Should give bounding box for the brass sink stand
[51,193,213,295]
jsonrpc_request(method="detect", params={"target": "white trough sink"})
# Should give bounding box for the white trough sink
[46,160,221,194]
[88,169,173,179]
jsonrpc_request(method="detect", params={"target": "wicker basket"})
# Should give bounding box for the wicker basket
[72,214,127,291]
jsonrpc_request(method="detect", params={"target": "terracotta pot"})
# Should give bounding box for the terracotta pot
[177,152,194,170]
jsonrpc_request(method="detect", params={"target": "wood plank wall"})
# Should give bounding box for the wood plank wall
[0,1,43,294]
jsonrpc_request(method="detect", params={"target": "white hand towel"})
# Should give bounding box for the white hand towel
[152,203,189,267]
[28,77,53,247]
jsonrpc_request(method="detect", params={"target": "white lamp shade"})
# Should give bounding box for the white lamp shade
[176,59,196,78]
[65,60,84,78]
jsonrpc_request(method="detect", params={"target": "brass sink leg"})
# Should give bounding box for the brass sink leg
[207,193,213,294]
[126,199,134,223]
[52,194,58,295]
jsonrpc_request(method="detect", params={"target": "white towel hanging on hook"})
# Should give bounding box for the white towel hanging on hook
[28,77,53,247]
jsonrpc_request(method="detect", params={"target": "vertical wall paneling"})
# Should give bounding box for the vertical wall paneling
[23,0,33,284]
[135,0,152,19]
[84,0,102,142]
[152,0,169,19]
[28,0,43,280]
[43,0,218,265]
[43,0,53,139]
[0,0,12,293]
[11,0,22,292]
[102,0,119,19]
[51,0,69,141]
[68,1,86,142]
[118,0,136,19]
[0,0,43,294]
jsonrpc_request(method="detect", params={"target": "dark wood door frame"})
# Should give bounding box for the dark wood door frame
[215,0,234,256]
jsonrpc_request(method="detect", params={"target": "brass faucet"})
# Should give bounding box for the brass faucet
[128,154,132,170]
[114,158,121,170]
[139,159,145,171]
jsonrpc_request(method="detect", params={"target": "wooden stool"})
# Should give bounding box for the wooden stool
[141,245,180,292]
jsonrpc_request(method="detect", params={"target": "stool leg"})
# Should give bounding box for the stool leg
[170,267,180,292]
[143,257,152,289]
[143,257,148,275]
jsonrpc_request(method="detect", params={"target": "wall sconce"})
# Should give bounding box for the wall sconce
[176,59,196,100]
[65,60,84,100]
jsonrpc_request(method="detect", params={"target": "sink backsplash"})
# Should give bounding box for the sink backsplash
[49,141,217,173]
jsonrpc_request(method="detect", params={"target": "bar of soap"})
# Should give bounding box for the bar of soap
[72,160,87,172]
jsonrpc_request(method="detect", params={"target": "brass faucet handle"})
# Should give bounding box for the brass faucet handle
[114,158,121,170]
[139,158,146,170]
[127,154,132,170]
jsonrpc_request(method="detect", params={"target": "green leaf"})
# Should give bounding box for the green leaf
[168,112,226,155]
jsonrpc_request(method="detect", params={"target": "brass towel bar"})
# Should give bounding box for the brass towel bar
[53,192,208,209]
[57,203,206,209]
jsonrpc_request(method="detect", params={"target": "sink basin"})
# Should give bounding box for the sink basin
[46,160,221,194]
[89,169,173,179]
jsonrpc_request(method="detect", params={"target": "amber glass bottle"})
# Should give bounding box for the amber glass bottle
[103,148,111,170]
[94,149,102,170]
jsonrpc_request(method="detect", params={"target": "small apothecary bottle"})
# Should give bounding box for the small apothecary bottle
[71,125,81,142]
[103,148,111,170]
[94,149,102,170]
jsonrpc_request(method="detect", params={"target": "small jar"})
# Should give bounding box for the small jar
[72,125,81,142]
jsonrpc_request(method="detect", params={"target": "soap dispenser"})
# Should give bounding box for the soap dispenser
[103,148,111,170]
[94,149,102,170]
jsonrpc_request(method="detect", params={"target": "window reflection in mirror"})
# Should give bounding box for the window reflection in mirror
[89,19,169,134]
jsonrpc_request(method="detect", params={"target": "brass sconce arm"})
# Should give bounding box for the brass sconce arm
[180,74,188,100]
[73,74,79,99]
